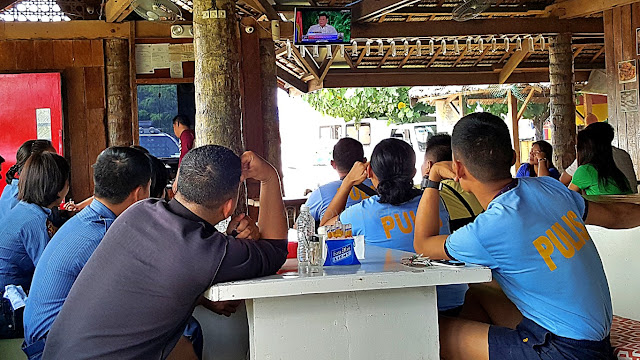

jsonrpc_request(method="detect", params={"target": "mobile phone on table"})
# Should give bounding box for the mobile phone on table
[431,259,465,267]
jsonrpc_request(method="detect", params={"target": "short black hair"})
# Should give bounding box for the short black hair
[318,13,328,18]
[93,147,152,204]
[177,145,241,208]
[333,138,365,172]
[451,112,514,182]
[424,134,453,163]
[147,153,170,199]
[18,152,70,207]
[172,114,192,128]
[130,145,150,154]
[585,121,615,143]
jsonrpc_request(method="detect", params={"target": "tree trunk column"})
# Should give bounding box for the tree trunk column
[259,38,283,181]
[105,38,133,147]
[549,33,576,171]
[193,0,243,154]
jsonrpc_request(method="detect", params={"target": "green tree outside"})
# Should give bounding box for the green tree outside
[137,85,178,136]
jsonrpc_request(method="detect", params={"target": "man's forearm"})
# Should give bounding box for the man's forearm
[320,184,351,226]
[537,161,550,177]
[586,201,640,229]
[414,188,441,255]
[257,174,288,239]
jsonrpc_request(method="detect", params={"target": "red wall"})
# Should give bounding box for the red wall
[0,73,63,192]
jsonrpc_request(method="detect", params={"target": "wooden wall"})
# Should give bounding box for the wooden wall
[0,39,108,200]
[604,5,640,178]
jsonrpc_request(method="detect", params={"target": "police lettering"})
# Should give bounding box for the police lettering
[532,211,590,271]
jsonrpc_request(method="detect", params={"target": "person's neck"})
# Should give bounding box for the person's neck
[472,178,515,210]
[177,126,189,137]
[174,194,225,226]
[337,170,348,179]
[94,196,130,217]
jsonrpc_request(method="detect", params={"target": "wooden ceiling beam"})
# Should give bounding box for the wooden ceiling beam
[389,3,547,16]
[353,18,603,38]
[105,0,136,23]
[291,45,320,81]
[355,48,367,68]
[319,47,340,82]
[323,69,591,88]
[398,46,416,68]
[473,46,492,66]
[572,45,586,60]
[277,66,308,94]
[545,0,640,19]
[377,46,394,68]
[426,47,443,68]
[498,40,533,84]
[352,0,422,22]
[244,0,279,21]
[453,46,470,67]
[0,21,131,39]
[590,46,606,63]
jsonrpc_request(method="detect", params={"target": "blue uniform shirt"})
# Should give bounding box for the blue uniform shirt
[306,179,375,222]
[446,177,612,341]
[0,201,52,291]
[516,163,561,180]
[340,194,468,311]
[23,199,116,346]
[0,179,20,222]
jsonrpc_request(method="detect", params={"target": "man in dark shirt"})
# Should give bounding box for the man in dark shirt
[173,115,195,163]
[43,145,289,360]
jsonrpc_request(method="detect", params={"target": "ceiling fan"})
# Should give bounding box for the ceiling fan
[133,0,182,23]
[452,0,491,22]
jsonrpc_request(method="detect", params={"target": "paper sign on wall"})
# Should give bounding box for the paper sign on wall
[36,108,52,141]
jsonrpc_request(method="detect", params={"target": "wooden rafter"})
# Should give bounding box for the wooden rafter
[355,48,367,68]
[377,46,394,69]
[352,0,422,22]
[244,0,279,20]
[378,15,387,23]
[546,0,640,19]
[319,47,340,82]
[517,87,537,121]
[572,45,586,60]
[473,47,492,66]
[291,46,320,81]
[590,46,606,63]
[406,15,414,22]
[391,4,547,16]
[277,66,308,93]
[453,46,470,67]
[499,40,533,84]
[497,49,514,64]
[105,0,136,23]
[398,46,416,68]
[344,52,356,70]
[426,47,443,68]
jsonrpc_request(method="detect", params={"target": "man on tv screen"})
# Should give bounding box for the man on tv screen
[307,13,337,35]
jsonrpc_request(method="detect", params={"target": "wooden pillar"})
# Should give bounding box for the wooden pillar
[193,0,243,154]
[105,38,133,147]
[260,38,284,181]
[507,90,521,169]
[584,93,593,117]
[549,33,576,171]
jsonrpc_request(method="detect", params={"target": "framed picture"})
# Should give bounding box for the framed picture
[620,89,638,113]
[618,59,637,84]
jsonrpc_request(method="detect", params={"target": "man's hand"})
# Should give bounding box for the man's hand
[428,161,456,182]
[343,161,369,188]
[227,213,260,240]
[240,151,276,183]
[200,298,242,317]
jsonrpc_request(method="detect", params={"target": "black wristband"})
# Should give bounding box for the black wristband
[425,179,441,190]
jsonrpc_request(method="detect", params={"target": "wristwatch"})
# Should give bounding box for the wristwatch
[421,176,442,190]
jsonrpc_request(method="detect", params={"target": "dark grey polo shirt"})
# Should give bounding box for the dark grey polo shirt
[43,198,287,359]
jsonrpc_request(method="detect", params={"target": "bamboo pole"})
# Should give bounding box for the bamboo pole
[105,38,133,147]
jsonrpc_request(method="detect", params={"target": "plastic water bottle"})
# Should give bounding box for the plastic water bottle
[296,205,315,267]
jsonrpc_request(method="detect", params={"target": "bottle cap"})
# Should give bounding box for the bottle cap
[317,226,327,235]
[310,235,320,242]
[300,204,309,211]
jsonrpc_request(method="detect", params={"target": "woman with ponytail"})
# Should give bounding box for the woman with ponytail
[0,140,55,221]
[320,138,468,314]
[0,152,69,338]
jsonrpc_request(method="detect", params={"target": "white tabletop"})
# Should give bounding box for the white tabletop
[205,245,491,301]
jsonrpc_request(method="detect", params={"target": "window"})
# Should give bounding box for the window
[345,123,371,145]
[137,85,180,159]
[319,125,342,140]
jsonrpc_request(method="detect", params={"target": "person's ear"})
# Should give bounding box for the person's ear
[452,160,465,181]
[221,197,235,219]
[511,150,517,166]
[366,163,373,178]
[330,160,337,170]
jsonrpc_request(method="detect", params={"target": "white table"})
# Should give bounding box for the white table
[205,245,491,360]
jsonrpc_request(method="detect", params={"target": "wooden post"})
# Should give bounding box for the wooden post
[105,38,133,147]
[260,38,283,181]
[193,0,243,153]
[193,0,246,212]
[584,93,593,117]
[549,33,576,171]
[507,89,521,169]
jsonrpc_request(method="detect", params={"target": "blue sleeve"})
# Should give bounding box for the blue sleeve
[444,220,497,268]
[305,189,324,223]
[23,225,50,266]
[339,201,367,237]
[549,168,561,180]
[516,164,529,178]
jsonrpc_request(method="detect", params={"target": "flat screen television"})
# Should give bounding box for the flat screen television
[294,7,352,45]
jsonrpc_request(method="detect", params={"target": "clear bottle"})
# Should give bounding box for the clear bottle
[296,205,315,267]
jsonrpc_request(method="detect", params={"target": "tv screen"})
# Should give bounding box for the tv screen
[294,8,351,45]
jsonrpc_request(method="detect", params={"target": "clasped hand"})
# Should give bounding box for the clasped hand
[342,161,369,187]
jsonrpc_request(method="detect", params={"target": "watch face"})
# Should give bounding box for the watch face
[421,176,429,189]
